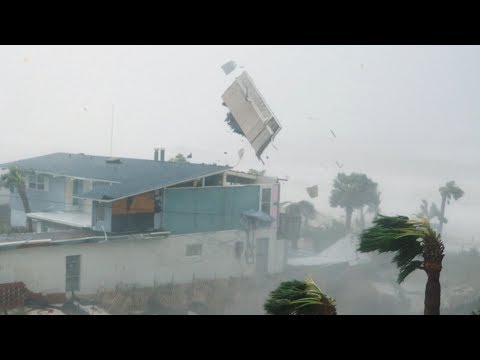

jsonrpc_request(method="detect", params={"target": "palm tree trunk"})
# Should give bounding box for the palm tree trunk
[424,264,441,315]
[438,195,446,234]
[17,185,33,232]
[359,206,365,230]
[345,207,353,233]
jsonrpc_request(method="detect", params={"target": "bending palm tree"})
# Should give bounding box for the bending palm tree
[264,278,336,315]
[438,181,464,234]
[0,167,33,232]
[359,215,444,315]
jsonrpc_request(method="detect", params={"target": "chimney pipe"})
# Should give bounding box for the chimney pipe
[160,148,165,162]
[154,148,159,161]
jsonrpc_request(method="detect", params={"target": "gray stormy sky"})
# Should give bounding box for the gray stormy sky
[1,45,479,249]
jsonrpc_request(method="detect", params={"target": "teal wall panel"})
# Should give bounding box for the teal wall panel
[164,186,260,234]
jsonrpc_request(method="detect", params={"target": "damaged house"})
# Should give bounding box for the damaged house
[0,150,286,296]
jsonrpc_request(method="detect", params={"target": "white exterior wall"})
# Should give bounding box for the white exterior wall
[0,188,8,205]
[10,208,26,227]
[0,229,285,295]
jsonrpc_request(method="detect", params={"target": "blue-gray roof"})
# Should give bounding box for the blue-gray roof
[0,153,230,201]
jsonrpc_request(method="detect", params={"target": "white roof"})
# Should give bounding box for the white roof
[27,211,91,228]
[288,235,370,267]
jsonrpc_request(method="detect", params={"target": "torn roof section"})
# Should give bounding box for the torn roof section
[0,152,231,202]
[222,71,281,161]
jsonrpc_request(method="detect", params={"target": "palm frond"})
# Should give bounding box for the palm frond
[264,278,336,315]
[398,260,423,283]
[359,215,439,283]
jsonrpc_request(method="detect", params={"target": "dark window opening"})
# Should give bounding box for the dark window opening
[186,244,202,256]
[73,179,82,206]
[66,255,81,292]
[204,174,223,186]
[261,188,271,214]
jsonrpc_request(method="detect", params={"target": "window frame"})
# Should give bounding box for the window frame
[186,244,202,257]
[261,187,272,215]
[27,173,49,192]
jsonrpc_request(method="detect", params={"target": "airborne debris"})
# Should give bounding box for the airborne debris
[221,61,237,75]
[306,185,319,198]
[221,70,282,162]
[330,129,336,138]
[238,148,245,160]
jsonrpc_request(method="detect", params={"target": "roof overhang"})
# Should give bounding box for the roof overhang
[75,168,232,202]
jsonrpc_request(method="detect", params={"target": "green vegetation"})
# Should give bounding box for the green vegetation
[329,172,380,232]
[264,278,336,315]
[359,215,444,315]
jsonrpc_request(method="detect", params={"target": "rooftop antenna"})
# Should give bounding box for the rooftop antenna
[110,105,114,157]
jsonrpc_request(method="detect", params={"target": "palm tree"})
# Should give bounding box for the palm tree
[0,166,33,232]
[417,200,442,231]
[285,200,316,249]
[438,181,464,234]
[169,153,188,163]
[286,200,316,226]
[329,172,380,232]
[359,215,445,315]
[264,278,336,315]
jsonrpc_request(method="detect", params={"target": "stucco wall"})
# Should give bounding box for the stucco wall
[0,228,285,295]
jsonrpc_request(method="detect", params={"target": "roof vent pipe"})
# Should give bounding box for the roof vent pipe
[160,148,165,162]
[154,148,159,161]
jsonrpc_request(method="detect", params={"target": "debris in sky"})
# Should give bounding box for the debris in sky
[306,185,319,198]
[238,148,245,160]
[82,106,88,112]
[335,161,344,169]
[330,129,337,138]
[221,61,237,75]
[224,152,228,155]
[222,71,282,163]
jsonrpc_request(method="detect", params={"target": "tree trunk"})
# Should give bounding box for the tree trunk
[359,206,365,230]
[438,195,447,234]
[345,207,353,233]
[16,185,33,232]
[424,264,442,315]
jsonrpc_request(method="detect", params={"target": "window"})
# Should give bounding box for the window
[27,174,49,191]
[36,175,45,190]
[186,244,202,256]
[73,179,82,206]
[261,188,271,214]
[66,255,81,292]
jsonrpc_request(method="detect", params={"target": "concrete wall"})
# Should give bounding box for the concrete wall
[0,228,285,295]
[10,175,66,226]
